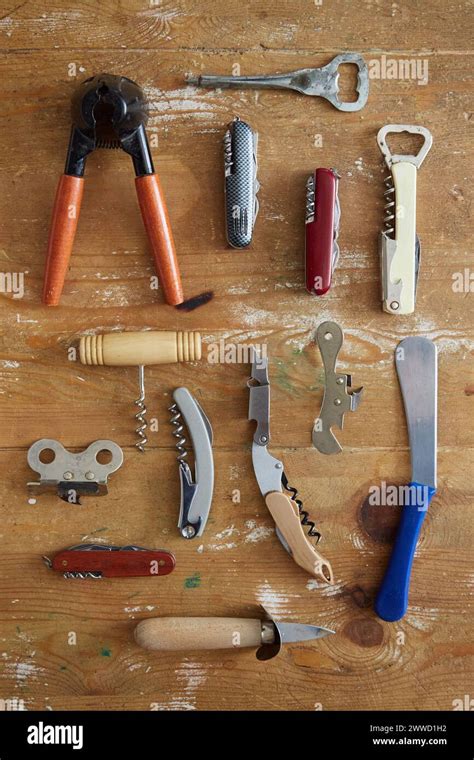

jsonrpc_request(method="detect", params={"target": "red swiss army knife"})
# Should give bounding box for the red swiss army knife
[305,168,340,296]
[44,544,176,579]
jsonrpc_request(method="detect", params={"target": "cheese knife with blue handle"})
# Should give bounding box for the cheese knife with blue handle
[375,337,437,622]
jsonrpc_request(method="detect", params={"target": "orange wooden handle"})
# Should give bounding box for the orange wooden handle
[135,174,184,306]
[42,175,84,305]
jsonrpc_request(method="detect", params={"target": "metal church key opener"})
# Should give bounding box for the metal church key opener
[312,322,363,455]
[187,53,369,112]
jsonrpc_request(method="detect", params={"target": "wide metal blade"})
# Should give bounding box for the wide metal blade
[395,337,437,488]
[275,621,335,643]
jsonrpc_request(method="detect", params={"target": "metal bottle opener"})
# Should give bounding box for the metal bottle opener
[248,350,333,583]
[375,337,437,622]
[187,53,369,112]
[27,439,123,503]
[224,116,259,248]
[169,387,214,539]
[312,322,363,454]
[377,125,433,314]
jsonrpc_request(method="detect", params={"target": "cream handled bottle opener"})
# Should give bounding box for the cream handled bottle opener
[248,350,333,583]
[377,125,432,315]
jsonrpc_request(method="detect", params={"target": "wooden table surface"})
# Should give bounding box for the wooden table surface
[0,0,472,712]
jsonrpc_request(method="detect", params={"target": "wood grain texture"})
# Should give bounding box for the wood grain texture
[0,0,472,712]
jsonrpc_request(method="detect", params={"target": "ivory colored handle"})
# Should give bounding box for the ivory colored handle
[265,492,334,583]
[79,330,201,366]
[42,175,84,306]
[135,174,184,306]
[387,161,417,315]
[134,617,266,651]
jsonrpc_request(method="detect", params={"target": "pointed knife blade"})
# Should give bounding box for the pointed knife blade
[395,337,437,489]
[275,621,335,643]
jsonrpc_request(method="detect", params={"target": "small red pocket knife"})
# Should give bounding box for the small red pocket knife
[44,544,176,579]
[305,168,340,296]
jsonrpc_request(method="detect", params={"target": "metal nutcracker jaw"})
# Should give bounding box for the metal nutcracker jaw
[312,322,363,455]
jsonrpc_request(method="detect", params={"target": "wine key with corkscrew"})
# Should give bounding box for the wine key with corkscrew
[377,124,433,315]
[248,349,334,583]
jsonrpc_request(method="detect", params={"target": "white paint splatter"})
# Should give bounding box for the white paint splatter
[244,523,274,544]
[256,581,300,617]
[149,661,207,711]
[6,661,43,682]
[405,607,440,631]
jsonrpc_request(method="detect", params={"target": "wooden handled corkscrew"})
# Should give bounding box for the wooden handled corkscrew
[43,74,183,307]
[79,330,202,452]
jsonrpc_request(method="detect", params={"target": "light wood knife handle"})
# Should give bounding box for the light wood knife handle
[134,617,267,651]
[79,330,201,366]
[265,492,334,583]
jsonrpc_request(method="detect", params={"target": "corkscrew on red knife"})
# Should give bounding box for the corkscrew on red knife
[305,168,340,296]
[43,544,176,579]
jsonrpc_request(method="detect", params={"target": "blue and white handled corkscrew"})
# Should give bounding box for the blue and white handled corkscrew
[375,337,437,622]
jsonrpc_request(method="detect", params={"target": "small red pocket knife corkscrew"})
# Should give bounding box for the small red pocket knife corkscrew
[305,168,340,296]
[44,544,176,579]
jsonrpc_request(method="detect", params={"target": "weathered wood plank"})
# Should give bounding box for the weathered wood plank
[0,1,472,713]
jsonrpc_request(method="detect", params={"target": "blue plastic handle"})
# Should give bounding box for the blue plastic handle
[375,482,436,622]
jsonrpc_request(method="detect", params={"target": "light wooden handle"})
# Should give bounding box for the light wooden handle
[79,330,202,366]
[134,617,267,651]
[265,492,334,583]
[135,174,184,306]
[42,175,84,306]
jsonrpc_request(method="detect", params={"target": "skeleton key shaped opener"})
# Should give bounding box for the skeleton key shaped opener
[312,322,363,455]
[377,125,433,314]
[187,53,369,112]
[248,350,333,583]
